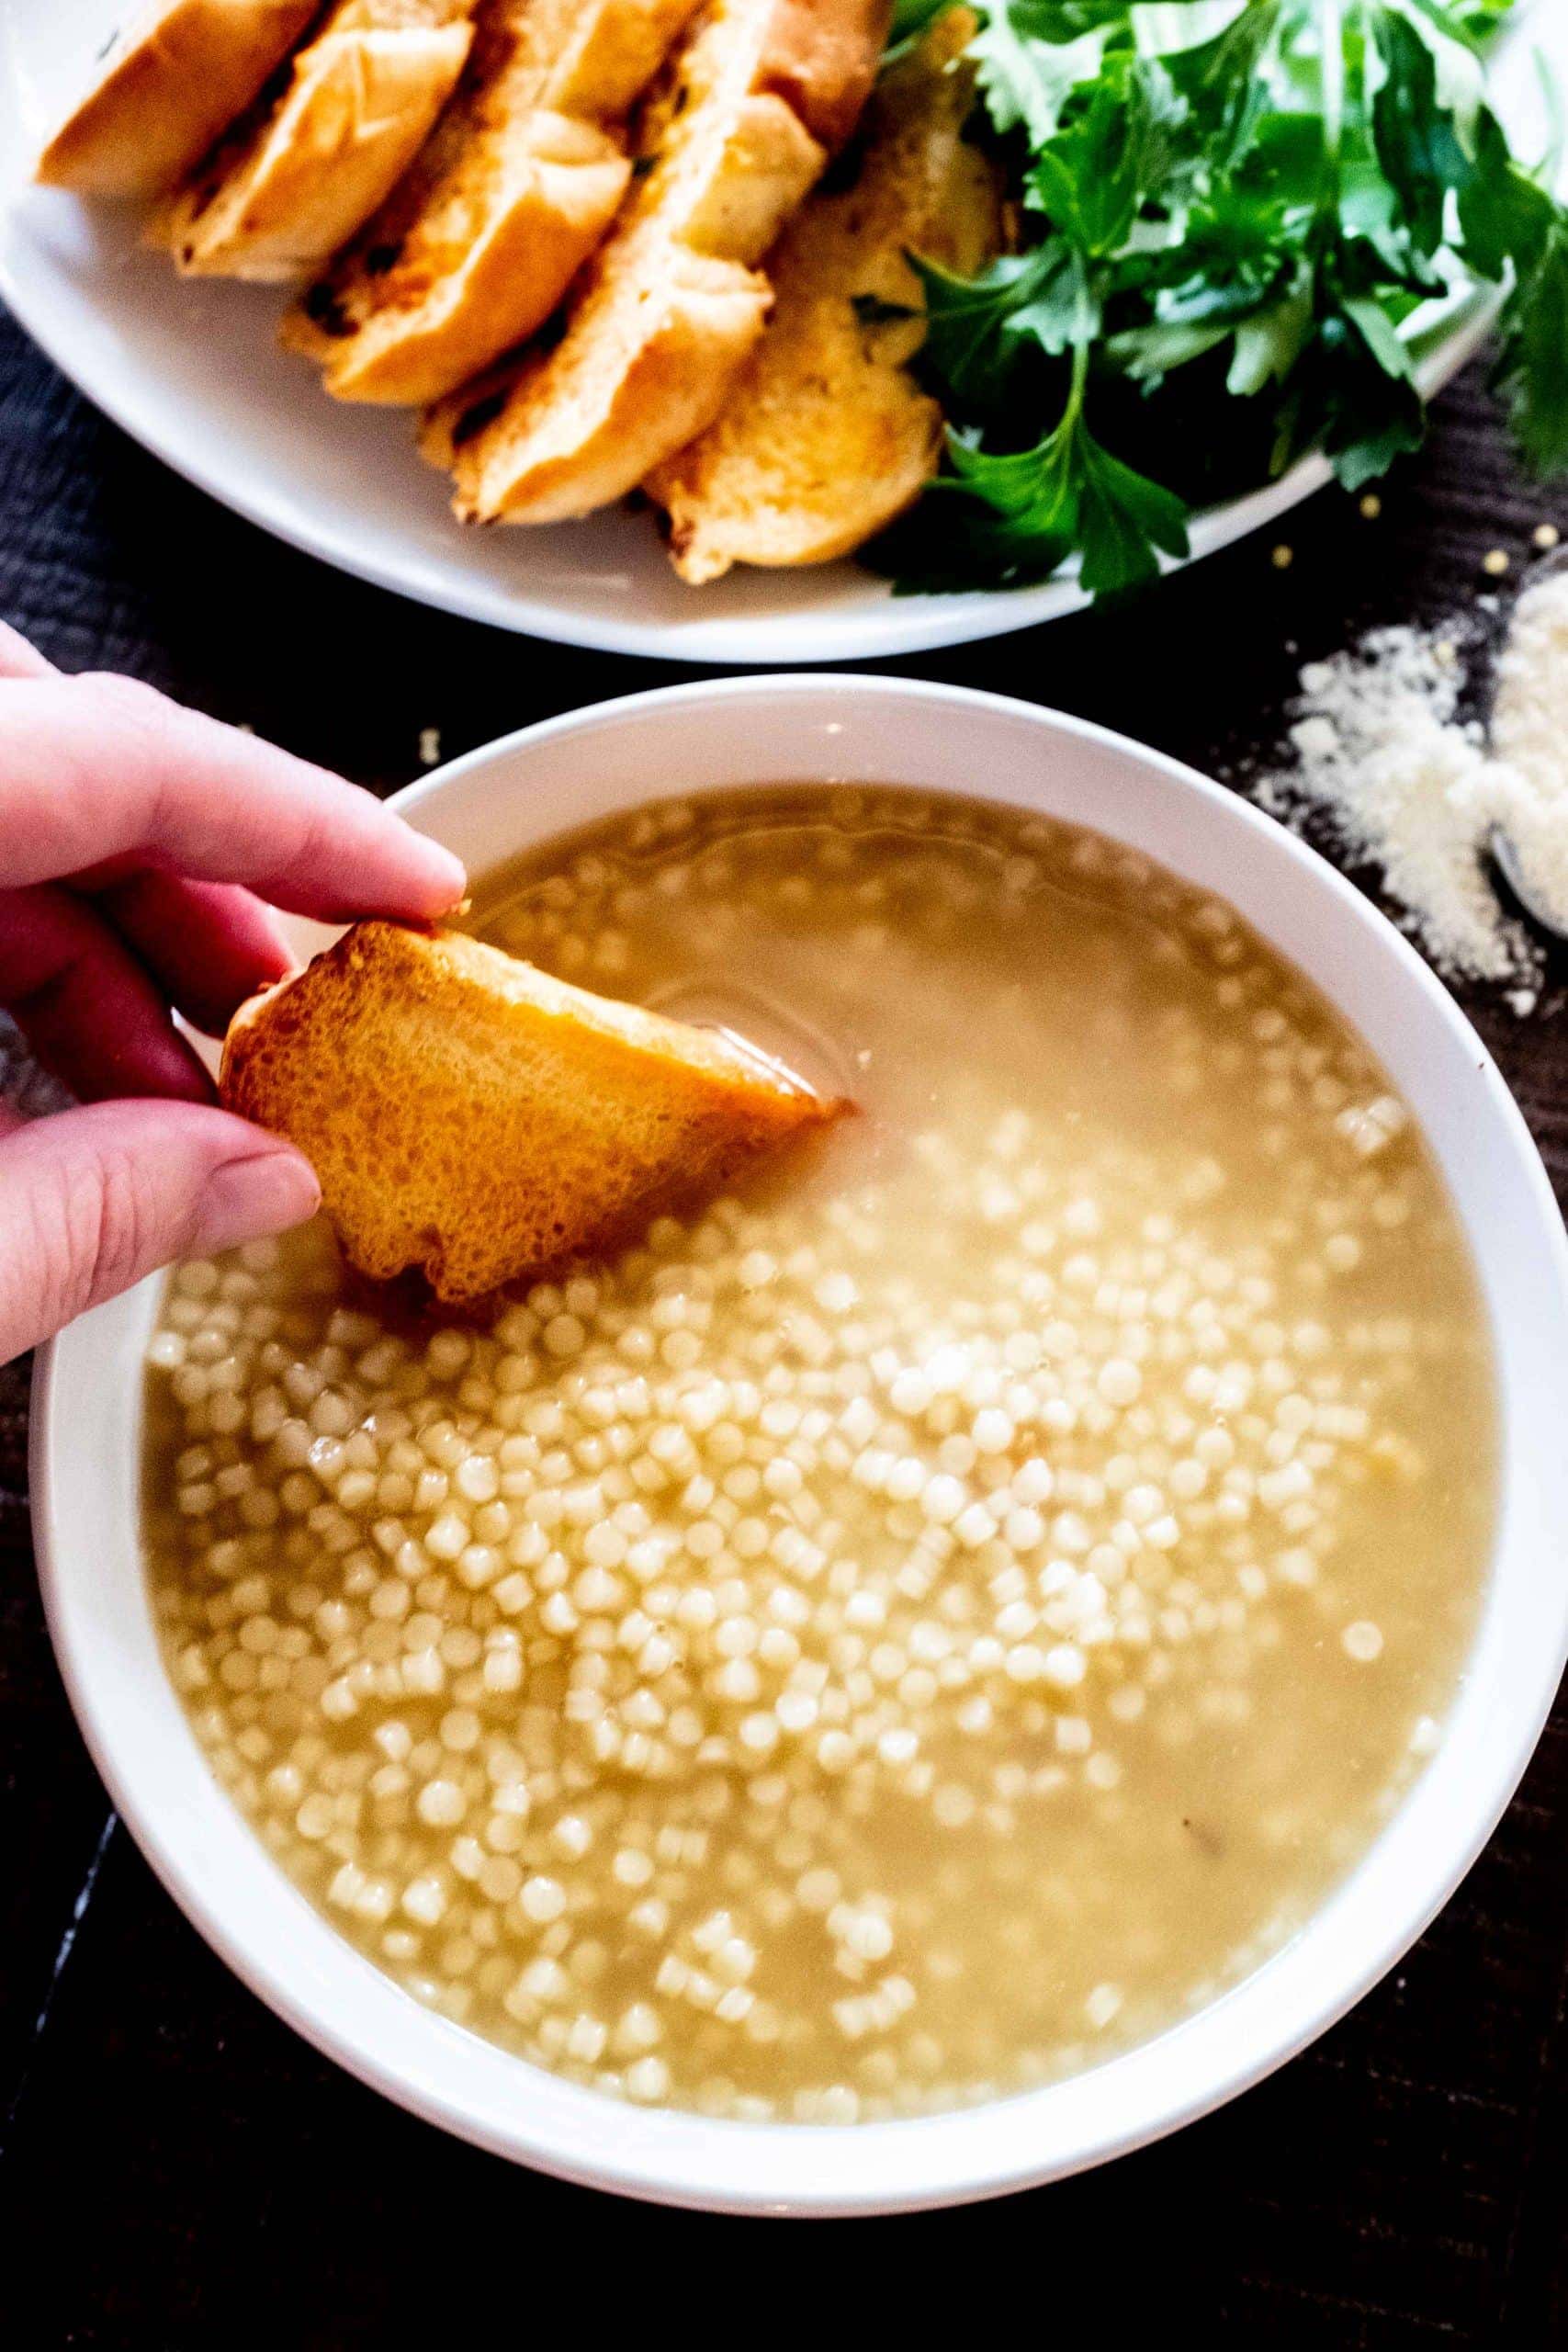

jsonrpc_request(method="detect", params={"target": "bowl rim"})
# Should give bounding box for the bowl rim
[31,672,1568,2215]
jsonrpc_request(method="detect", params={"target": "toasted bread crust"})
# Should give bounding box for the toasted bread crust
[426,244,777,520]
[220,920,841,1302]
[282,0,701,406]
[648,7,997,579]
[752,0,888,152]
[35,1,319,197]
[162,1,477,282]
[426,0,892,526]
[284,115,632,403]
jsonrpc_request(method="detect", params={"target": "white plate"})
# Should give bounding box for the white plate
[1,3,1560,664]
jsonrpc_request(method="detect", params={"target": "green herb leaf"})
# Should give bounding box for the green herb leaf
[1301,294,1427,490]
[1073,424,1194,591]
[1156,0,1283,165]
[1028,51,1184,253]
[968,4,1124,146]
[1494,218,1568,471]
[911,245,1089,411]
[1226,266,1314,391]
[1382,0,1489,134]
[883,0,1563,600]
[1370,7,1470,256]
[890,0,954,38]
[1456,102,1555,278]
[929,392,1190,594]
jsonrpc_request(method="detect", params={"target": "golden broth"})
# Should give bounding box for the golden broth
[143,786,1495,2120]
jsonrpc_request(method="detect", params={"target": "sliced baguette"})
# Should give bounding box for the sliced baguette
[161,0,477,282]
[220,919,842,1301]
[35,1,320,198]
[281,0,701,405]
[647,8,997,580]
[421,0,891,526]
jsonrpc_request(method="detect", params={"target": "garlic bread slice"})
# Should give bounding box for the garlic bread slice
[220,920,843,1302]
[36,1,319,198]
[648,7,998,580]
[422,0,890,525]
[163,0,477,282]
[283,0,702,405]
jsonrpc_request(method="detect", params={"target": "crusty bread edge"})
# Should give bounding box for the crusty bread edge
[649,6,996,580]
[164,20,476,283]
[220,921,843,1121]
[219,957,317,1115]
[660,410,945,580]
[36,2,321,198]
[434,0,894,526]
[283,125,632,406]
[452,266,773,523]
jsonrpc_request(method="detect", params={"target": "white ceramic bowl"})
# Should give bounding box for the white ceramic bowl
[32,676,1568,2215]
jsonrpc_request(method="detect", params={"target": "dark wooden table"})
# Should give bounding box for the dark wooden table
[1,300,1563,2344]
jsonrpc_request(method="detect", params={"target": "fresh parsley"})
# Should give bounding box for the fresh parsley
[879,0,1568,599]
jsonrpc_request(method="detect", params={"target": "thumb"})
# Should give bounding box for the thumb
[0,1099,320,1363]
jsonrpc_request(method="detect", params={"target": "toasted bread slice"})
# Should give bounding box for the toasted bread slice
[220,920,841,1301]
[421,0,891,526]
[161,0,477,282]
[35,1,320,198]
[648,9,997,580]
[281,0,702,405]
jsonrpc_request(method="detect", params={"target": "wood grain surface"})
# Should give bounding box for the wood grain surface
[0,300,1563,2344]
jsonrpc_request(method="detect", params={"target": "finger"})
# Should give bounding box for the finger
[80,871,291,1037]
[0,619,56,679]
[0,672,466,917]
[0,884,213,1103]
[0,1099,319,1363]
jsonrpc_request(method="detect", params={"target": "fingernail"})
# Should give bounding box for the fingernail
[196,1148,321,1256]
[408,834,467,911]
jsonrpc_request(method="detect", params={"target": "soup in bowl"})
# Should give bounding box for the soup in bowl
[33,677,1568,2212]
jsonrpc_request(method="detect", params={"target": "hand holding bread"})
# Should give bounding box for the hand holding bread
[0,620,467,1365]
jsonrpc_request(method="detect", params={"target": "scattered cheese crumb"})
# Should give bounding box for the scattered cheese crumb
[419,726,442,767]
[1271,543,1294,571]
[1252,567,1568,992]
[1483,548,1511,578]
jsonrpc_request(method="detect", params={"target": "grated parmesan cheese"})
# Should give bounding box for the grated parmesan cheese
[1487,574,1568,939]
[1252,565,1568,1000]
